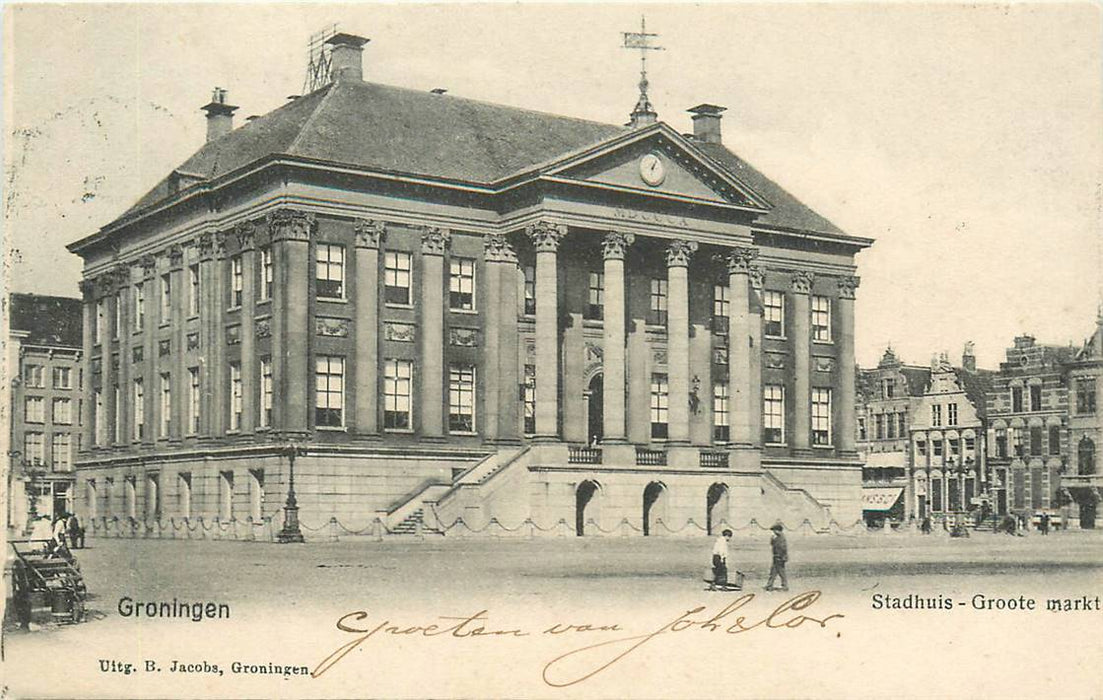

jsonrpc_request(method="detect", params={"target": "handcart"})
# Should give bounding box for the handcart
[9,539,87,626]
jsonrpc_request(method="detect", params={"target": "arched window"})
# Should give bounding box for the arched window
[1079,437,1096,476]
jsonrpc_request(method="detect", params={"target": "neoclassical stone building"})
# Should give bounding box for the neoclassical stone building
[67,34,870,538]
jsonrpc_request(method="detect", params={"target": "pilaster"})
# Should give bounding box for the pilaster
[354,219,384,437]
[836,275,860,456]
[790,270,814,453]
[268,208,314,434]
[665,239,697,445]
[526,221,566,441]
[419,226,450,439]
[236,224,257,434]
[727,247,757,447]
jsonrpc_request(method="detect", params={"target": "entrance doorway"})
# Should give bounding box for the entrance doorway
[586,374,603,444]
[576,480,602,536]
[706,483,729,535]
[642,481,668,536]
[1079,499,1096,529]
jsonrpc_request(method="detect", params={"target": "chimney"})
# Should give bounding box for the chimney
[962,341,976,372]
[200,87,238,142]
[326,32,370,82]
[688,104,726,144]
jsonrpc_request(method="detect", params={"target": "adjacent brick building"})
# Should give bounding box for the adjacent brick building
[66,33,871,539]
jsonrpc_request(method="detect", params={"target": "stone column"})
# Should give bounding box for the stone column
[197,234,215,438]
[602,232,634,443]
[354,219,385,437]
[168,244,185,441]
[483,234,520,442]
[790,271,814,452]
[727,247,758,447]
[419,227,450,438]
[836,275,860,455]
[268,209,314,434]
[79,279,95,452]
[748,266,764,449]
[236,225,257,434]
[666,239,698,445]
[526,222,566,440]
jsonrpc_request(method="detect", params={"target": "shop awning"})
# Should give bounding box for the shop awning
[862,487,904,511]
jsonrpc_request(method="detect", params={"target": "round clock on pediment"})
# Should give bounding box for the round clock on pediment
[639,152,666,187]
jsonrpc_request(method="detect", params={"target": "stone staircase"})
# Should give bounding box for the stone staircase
[759,470,833,530]
[389,508,443,535]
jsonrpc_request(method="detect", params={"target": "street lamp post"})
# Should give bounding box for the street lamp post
[275,437,306,543]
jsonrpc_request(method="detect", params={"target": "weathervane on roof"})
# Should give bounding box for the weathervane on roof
[623,15,664,128]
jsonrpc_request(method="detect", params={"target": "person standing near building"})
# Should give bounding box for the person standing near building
[67,513,85,549]
[709,529,734,589]
[765,522,789,591]
[52,513,68,550]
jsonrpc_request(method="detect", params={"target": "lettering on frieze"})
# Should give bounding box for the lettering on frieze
[614,208,690,228]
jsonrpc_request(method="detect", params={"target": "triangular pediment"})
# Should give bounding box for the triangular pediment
[542,125,769,210]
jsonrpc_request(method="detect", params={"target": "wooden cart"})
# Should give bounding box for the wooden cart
[9,539,87,626]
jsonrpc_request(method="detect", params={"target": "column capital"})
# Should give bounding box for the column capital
[354,218,387,249]
[140,253,158,278]
[837,275,861,300]
[790,270,815,295]
[167,244,185,270]
[110,264,131,290]
[196,232,215,260]
[419,226,451,256]
[79,278,96,299]
[726,246,759,274]
[526,221,567,252]
[267,208,316,243]
[235,221,257,252]
[665,239,698,268]
[484,234,517,263]
[748,265,765,291]
[601,231,636,261]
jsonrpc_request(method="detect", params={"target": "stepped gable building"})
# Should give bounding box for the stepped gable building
[856,347,930,525]
[66,33,871,538]
[908,346,993,522]
[987,323,1103,528]
[7,293,84,531]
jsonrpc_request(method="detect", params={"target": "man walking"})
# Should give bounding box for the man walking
[709,529,734,590]
[765,522,789,591]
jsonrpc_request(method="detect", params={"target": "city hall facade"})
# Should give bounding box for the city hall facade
[67,34,871,538]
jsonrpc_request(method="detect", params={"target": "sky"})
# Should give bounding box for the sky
[4,3,1101,370]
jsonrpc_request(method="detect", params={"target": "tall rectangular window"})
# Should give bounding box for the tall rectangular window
[187,367,200,434]
[649,278,668,326]
[763,385,785,444]
[857,416,867,441]
[882,378,895,399]
[53,366,72,389]
[188,264,200,316]
[586,271,604,320]
[25,396,45,423]
[933,439,944,457]
[52,398,72,425]
[449,257,476,311]
[522,265,536,315]
[383,359,412,430]
[93,390,104,445]
[24,365,44,387]
[113,385,121,444]
[713,284,729,334]
[160,273,172,322]
[229,362,243,430]
[259,357,273,428]
[811,295,831,342]
[448,365,476,433]
[875,414,885,439]
[159,373,171,437]
[113,291,122,338]
[315,356,345,428]
[1011,386,1024,413]
[1030,426,1043,456]
[650,373,669,438]
[523,364,536,435]
[1029,385,1042,412]
[316,243,345,299]
[134,282,145,331]
[897,412,907,436]
[763,291,784,338]
[260,246,273,301]
[52,434,71,470]
[812,388,832,446]
[947,402,958,426]
[1048,425,1061,456]
[94,299,104,344]
[133,378,145,441]
[931,404,942,427]
[886,412,896,438]
[230,255,243,307]
[1012,428,1023,457]
[24,432,44,465]
[384,251,412,305]
[1076,378,1097,414]
[713,382,730,442]
[995,429,1007,458]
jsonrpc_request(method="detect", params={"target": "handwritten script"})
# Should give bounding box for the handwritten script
[312,590,842,687]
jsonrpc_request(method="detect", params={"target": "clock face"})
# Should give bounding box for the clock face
[639,153,666,186]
